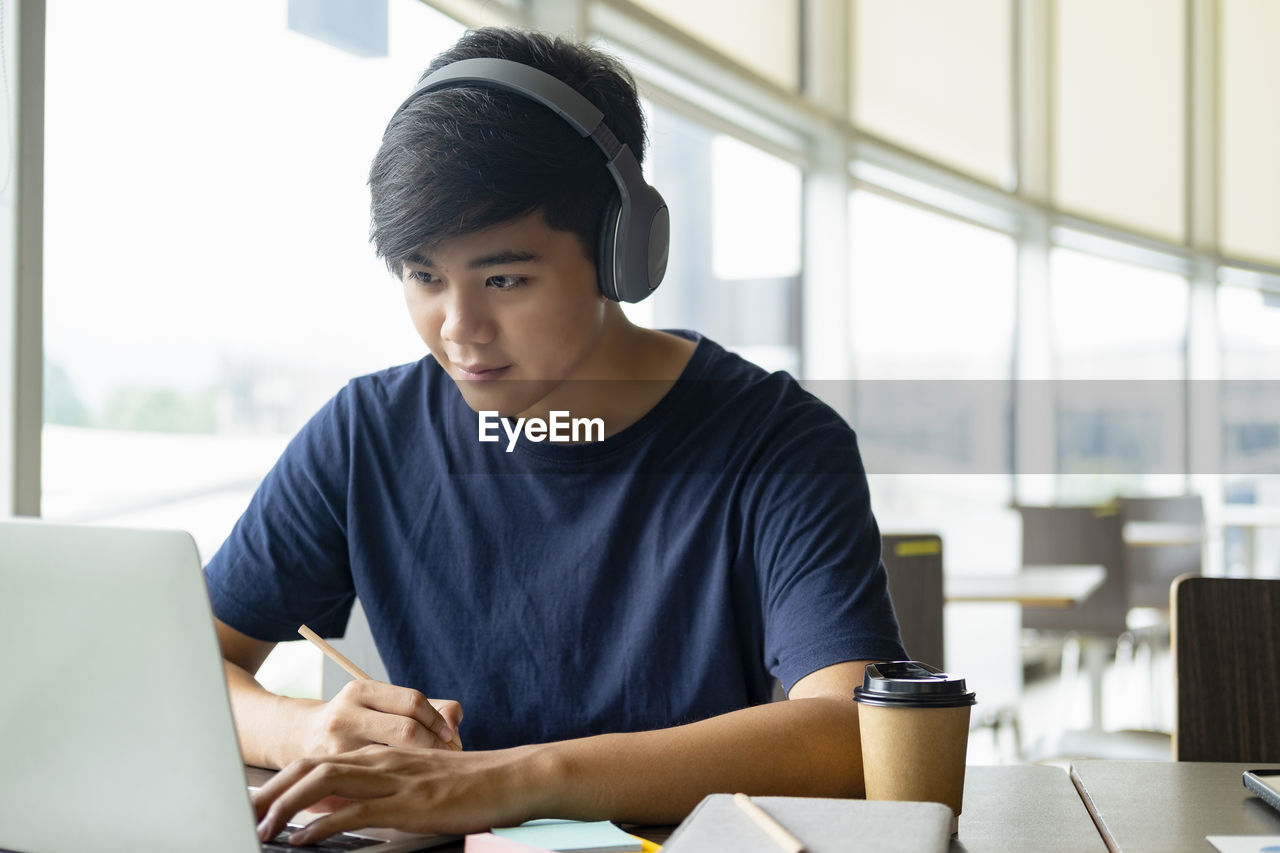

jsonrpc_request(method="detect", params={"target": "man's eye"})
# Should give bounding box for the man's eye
[407,270,438,285]
[487,275,527,290]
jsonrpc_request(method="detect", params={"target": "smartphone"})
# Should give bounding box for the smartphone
[1243,769,1280,815]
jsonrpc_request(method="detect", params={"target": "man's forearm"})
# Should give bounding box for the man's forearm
[526,697,865,826]
[224,661,320,770]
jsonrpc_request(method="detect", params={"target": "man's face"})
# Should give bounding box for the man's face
[401,213,608,417]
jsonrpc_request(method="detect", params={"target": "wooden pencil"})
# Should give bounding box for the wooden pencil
[732,793,806,853]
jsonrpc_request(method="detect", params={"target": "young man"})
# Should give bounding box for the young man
[211,27,906,845]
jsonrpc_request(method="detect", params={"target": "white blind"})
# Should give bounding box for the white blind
[627,0,800,89]
[1052,0,1185,242]
[1220,0,1280,265]
[851,0,1012,187]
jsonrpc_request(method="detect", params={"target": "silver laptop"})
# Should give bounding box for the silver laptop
[0,518,452,853]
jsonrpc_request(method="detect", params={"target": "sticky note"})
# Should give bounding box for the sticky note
[465,831,553,852]
[491,819,643,852]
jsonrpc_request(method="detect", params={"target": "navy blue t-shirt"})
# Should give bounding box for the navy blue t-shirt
[204,333,905,750]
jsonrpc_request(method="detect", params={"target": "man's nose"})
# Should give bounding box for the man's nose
[440,287,496,345]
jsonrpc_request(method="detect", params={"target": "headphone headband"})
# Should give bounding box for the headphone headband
[390,56,669,303]
[401,58,603,137]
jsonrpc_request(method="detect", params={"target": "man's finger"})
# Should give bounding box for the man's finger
[432,700,465,750]
[255,760,393,842]
[351,682,457,747]
[283,800,386,847]
[252,757,322,820]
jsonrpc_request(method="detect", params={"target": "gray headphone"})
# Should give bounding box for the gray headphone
[393,57,670,304]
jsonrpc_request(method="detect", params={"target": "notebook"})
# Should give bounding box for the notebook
[661,794,954,853]
[0,518,453,853]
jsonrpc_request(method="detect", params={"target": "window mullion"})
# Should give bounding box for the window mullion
[1,0,44,518]
[800,0,851,381]
[1013,0,1055,503]
[1186,0,1223,573]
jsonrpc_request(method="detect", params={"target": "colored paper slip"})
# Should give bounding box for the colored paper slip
[492,819,643,852]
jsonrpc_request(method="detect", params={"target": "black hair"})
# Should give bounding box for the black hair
[368,27,647,276]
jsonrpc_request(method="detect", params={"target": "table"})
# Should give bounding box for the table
[1070,760,1280,852]
[951,765,1107,852]
[1122,521,1204,548]
[248,764,1107,851]
[945,565,1107,607]
[947,564,1111,733]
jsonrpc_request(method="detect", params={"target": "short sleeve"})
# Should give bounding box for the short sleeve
[203,386,357,642]
[746,407,906,692]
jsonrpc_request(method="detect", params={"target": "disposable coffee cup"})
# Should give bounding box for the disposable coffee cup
[853,660,977,834]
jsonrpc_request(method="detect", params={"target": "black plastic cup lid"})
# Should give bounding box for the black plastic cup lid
[853,660,977,708]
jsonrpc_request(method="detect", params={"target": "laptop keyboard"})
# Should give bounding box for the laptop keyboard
[262,825,386,851]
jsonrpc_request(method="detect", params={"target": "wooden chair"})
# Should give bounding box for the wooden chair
[880,533,945,670]
[1172,575,1280,762]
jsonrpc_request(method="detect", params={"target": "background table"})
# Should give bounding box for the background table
[945,565,1107,608]
[1070,760,1280,853]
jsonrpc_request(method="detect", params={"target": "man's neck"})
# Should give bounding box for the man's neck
[515,325,697,439]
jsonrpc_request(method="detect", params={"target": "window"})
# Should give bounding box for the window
[632,101,802,374]
[846,187,1016,547]
[43,0,468,695]
[1050,248,1188,502]
[848,189,1015,382]
[1217,284,1280,577]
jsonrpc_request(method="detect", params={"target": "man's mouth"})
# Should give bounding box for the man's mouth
[455,363,511,381]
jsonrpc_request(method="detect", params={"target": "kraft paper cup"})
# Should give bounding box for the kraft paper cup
[854,661,977,834]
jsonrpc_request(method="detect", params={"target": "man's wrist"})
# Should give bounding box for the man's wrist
[266,695,323,768]
[232,677,321,770]
[511,740,576,819]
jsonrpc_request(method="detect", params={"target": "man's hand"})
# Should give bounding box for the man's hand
[298,680,464,756]
[252,743,554,845]
[215,619,465,768]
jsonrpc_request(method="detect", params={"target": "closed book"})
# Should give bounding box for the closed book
[662,794,953,853]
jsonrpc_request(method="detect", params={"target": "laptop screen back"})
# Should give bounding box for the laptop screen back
[0,519,260,853]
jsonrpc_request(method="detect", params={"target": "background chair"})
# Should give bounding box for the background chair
[1172,575,1280,762]
[880,533,945,670]
[1015,504,1170,761]
[1120,495,1204,611]
[1017,504,1127,636]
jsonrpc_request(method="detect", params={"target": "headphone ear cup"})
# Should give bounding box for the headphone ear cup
[597,195,624,301]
